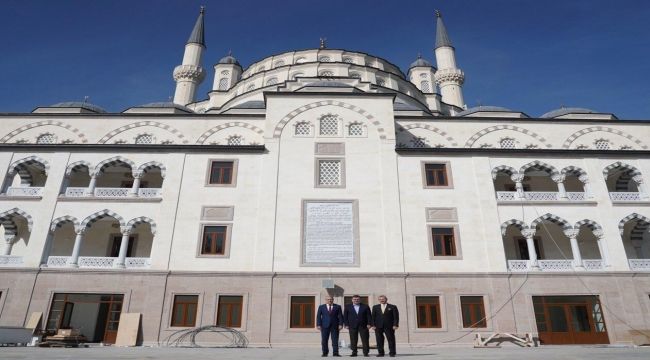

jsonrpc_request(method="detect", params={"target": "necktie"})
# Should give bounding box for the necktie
[328,305,332,313]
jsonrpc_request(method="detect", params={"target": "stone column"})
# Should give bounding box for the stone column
[114,226,132,268]
[86,173,98,196]
[632,175,649,199]
[60,176,70,195]
[511,174,525,199]
[579,175,593,199]
[130,171,143,197]
[565,229,583,268]
[593,229,609,267]
[522,229,539,269]
[3,233,16,256]
[1,171,15,194]
[69,227,86,267]
[552,174,567,199]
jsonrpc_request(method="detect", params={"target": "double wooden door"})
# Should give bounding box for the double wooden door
[533,296,609,344]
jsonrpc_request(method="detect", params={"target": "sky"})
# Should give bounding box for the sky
[1,0,649,119]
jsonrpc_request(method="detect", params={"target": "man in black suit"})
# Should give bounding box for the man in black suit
[371,295,399,357]
[343,295,372,357]
[317,296,344,357]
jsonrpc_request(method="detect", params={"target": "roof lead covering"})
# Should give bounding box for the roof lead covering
[435,10,453,49]
[187,7,205,46]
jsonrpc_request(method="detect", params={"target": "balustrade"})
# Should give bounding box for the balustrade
[609,192,642,201]
[507,260,530,272]
[0,255,23,266]
[629,259,650,271]
[496,191,587,201]
[6,187,43,197]
[46,256,151,269]
[62,187,162,198]
[582,259,604,270]
[538,259,574,271]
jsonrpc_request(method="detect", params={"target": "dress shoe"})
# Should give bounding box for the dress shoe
[389,355,395,358]
[350,354,357,357]
[376,355,384,358]
[322,354,328,357]
[333,354,341,357]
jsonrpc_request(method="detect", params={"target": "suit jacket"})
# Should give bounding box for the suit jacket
[371,303,399,328]
[343,303,372,328]
[317,303,344,328]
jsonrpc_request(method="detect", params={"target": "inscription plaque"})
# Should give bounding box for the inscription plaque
[303,201,357,265]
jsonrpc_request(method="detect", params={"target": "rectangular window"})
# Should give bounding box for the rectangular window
[460,296,486,328]
[290,296,315,328]
[416,296,441,328]
[208,161,234,185]
[318,159,342,187]
[343,296,369,306]
[424,163,448,186]
[217,295,243,328]
[201,225,228,255]
[171,295,198,327]
[431,227,456,256]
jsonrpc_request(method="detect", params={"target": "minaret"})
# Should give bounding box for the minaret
[433,10,465,109]
[173,7,207,105]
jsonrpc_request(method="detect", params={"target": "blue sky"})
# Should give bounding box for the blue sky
[1,0,649,118]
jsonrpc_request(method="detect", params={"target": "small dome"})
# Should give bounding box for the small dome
[457,106,512,116]
[50,101,107,113]
[218,54,240,66]
[540,107,596,118]
[409,56,433,69]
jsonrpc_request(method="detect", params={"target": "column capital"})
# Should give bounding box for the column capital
[4,233,16,243]
[632,175,644,184]
[511,174,525,183]
[592,229,604,238]
[551,174,566,183]
[74,227,87,235]
[120,226,132,235]
[132,170,144,179]
[564,229,579,239]
[521,229,536,238]
[578,175,590,184]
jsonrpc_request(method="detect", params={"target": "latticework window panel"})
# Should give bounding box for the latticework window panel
[266,77,278,86]
[319,71,334,77]
[348,123,363,136]
[319,115,339,136]
[218,78,229,90]
[36,133,56,144]
[274,60,285,67]
[318,56,331,62]
[295,122,311,136]
[227,136,243,146]
[420,81,431,93]
[318,160,341,186]
[411,137,427,148]
[342,57,355,64]
[349,72,361,79]
[135,134,154,144]
[500,138,516,149]
[594,140,610,150]
[376,78,386,86]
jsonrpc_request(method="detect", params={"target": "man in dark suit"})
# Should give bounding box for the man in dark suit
[317,295,344,357]
[371,295,399,357]
[343,295,372,357]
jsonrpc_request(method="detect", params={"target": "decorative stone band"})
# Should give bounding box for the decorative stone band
[173,64,206,82]
[434,68,465,85]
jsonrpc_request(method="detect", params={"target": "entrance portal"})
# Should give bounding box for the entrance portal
[46,293,124,344]
[533,295,609,344]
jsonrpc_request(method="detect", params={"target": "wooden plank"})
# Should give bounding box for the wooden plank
[114,313,140,347]
[25,312,43,334]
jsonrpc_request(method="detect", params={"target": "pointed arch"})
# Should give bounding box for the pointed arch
[50,215,80,232]
[271,100,387,140]
[0,120,88,144]
[531,213,571,231]
[196,122,265,144]
[80,209,125,229]
[93,156,135,176]
[137,161,166,178]
[397,124,459,147]
[0,208,33,236]
[618,213,650,235]
[65,160,93,176]
[491,165,519,180]
[520,160,558,176]
[602,161,641,179]
[464,125,552,148]
[501,219,528,236]
[562,126,648,149]
[8,156,49,176]
[574,219,603,232]
[561,166,587,177]
[98,121,188,144]
[126,216,157,235]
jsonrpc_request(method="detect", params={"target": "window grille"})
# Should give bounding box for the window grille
[274,60,285,67]
[218,78,229,90]
[135,134,154,144]
[295,57,307,64]
[376,78,386,86]
[227,136,243,146]
[246,84,255,91]
[319,114,339,135]
[411,137,427,148]
[36,133,56,144]
[348,123,363,136]
[420,81,431,93]
[500,138,516,149]
[220,70,230,76]
[420,73,428,78]
[318,56,331,62]
[318,160,341,186]
[319,70,334,77]
[266,77,278,86]
[349,72,361,79]
[342,57,354,64]
[594,139,610,150]
[295,122,311,136]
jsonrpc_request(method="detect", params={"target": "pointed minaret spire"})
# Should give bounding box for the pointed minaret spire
[187,6,206,47]
[173,7,207,105]
[433,10,465,110]
[435,10,453,49]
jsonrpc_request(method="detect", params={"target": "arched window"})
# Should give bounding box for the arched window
[135,134,154,144]
[220,70,230,76]
[227,136,243,146]
[318,56,331,62]
[246,84,256,91]
[319,114,339,136]
[348,123,363,136]
[500,138,516,149]
[274,60,285,67]
[319,70,334,77]
[36,133,57,144]
[349,72,361,79]
[266,77,278,86]
[420,81,431,93]
[295,121,311,136]
[291,72,304,80]
[295,57,307,64]
[342,57,355,64]
[376,78,386,87]
[218,78,229,90]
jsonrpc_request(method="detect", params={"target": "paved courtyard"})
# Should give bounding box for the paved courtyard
[2,346,649,359]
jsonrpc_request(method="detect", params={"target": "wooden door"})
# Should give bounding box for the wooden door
[102,295,123,344]
[534,296,609,345]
